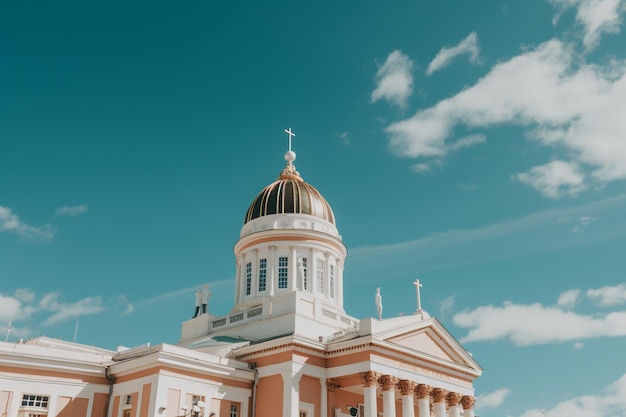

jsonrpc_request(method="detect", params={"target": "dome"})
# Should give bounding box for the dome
[244,161,335,225]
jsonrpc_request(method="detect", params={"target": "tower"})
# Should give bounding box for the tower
[180,132,358,345]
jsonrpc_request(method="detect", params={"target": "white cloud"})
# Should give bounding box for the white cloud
[439,295,455,317]
[557,288,581,309]
[447,134,486,152]
[458,182,479,191]
[518,372,626,417]
[587,283,626,306]
[550,0,625,49]
[384,37,626,197]
[516,160,586,198]
[453,299,626,345]
[570,215,596,233]
[0,206,55,241]
[55,205,88,217]
[410,163,432,174]
[371,50,414,108]
[0,294,23,323]
[39,292,104,325]
[574,341,585,349]
[427,32,480,75]
[476,388,511,409]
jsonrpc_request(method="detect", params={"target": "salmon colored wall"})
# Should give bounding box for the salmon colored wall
[219,400,241,417]
[56,396,72,417]
[140,384,151,417]
[91,393,108,417]
[256,374,282,417]
[0,391,12,417]
[74,398,89,417]
[112,396,121,417]
[299,376,320,417]
[131,392,139,417]
[56,396,88,417]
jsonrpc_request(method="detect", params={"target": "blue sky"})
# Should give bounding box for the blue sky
[2,1,626,415]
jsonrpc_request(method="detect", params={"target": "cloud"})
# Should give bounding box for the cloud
[518,372,626,417]
[550,0,625,49]
[55,205,88,217]
[447,134,486,152]
[0,206,55,242]
[587,283,626,306]
[384,37,626,197]
[0,294,24,323]
[427,32,480,75]
[371,50,414,108]
[439,295,455,317]
[336,131,350,146]
[476,388,511,409]
[557,289,581,309]
[453,295,626,345]
[458,182,478,191]
[570,215,596,233]
[39,292,104,325]
[410,163,432,174]
[516,160,586,198]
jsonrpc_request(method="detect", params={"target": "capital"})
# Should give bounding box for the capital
[430,388,447,403]
[378,374,398,391]
[360,371,381,388]
[397,380,416,396]
[414,384,432,399]
[445,392,462,407]
[326,379,341,392]
[460,396,476,410]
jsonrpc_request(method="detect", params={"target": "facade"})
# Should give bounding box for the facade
[0,138,482,417]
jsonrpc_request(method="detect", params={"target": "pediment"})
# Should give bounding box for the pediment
[386,330,455,362]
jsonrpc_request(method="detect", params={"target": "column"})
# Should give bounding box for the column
[337,260,344,308]
[234,256,242,303]
[414,384,431,417]
[460,396,475,417]
[268,245,276,296]
[290,246,298,291]
[446,392,461,417]
[326,378,341,417]
[319,378,332,417]
[430,388,447,417]
[324,252,331,299]
[360,371,380,417]
[397,380,416,417]
[378,375,397,417]
[281,370,303,417]
[252,249,258,297]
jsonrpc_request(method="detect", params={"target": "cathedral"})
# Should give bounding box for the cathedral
[0,131,482,417]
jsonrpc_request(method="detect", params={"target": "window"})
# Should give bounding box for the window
[230,404,238,417]
[316,259,325,293]
[245,262,252,295]
[301,257,308,290]
[329,264,335,298]
[21,395,49,408]
[125,395,132,405]
[278,256,288,289]
[258,258,267,292]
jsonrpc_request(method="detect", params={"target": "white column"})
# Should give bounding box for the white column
[364,387,378,417]
[431,389,446,417]
[324,253,330,299]
[360,372,379,417]
[234,256,242,303]
[320,377,328,417]
[281,370,302,417]
[379,375,397,417]
[461,396,475,417]
[290,246,298,291]
[398,380,415,417]
[417,398,430,417]
[446,392,461,417]
[268,245,276,296]
[337,260,344,308]
[252,249,258,297]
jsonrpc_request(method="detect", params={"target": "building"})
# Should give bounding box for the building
[0,133,482,417]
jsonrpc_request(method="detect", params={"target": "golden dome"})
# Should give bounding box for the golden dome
[244,161,335,225]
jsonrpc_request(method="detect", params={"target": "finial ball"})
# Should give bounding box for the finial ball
[284,150,296,163]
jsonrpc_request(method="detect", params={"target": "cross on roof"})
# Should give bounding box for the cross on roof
[284,128,296,152]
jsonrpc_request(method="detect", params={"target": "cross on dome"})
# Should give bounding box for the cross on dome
[284,127,296,152]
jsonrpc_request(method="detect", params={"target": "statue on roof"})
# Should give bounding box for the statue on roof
[193,287,202,318]
[201,284,211,314]
[375,287,383,320]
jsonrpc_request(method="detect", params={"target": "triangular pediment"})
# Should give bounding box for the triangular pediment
[386,330,455,362]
